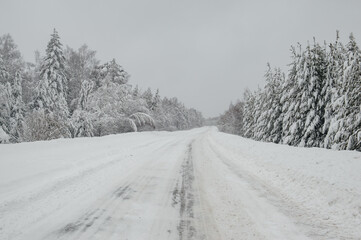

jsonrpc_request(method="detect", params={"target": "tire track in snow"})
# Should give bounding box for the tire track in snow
[206,135,356,239]
[172,141,206,240]
[42,136,200,240]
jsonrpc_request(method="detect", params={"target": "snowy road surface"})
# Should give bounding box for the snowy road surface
[1,127,361,239]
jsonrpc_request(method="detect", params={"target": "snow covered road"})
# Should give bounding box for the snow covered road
[0,127,360,239]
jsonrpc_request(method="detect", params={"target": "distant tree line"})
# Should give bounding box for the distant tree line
[218,32,361,151]
[0,29,204,143]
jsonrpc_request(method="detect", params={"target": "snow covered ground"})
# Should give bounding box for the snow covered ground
[0,127,360,240]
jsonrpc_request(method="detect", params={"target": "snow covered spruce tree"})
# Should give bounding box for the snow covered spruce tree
[28,29,71,141]
[329,34,361,150]
[0,54,10,143]
[253,88,267,141]
[0,82,11,143]
[323,33,346,148]
[0,35,25,143]
[8,71,25,142]
[218,33,360,151]
[242,89,256,139]
[298,41,328,147]
[282,45,307,146]
[263,65,284,143]
[0,34,24,85]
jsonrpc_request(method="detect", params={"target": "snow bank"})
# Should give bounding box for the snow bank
[209,128,361,239]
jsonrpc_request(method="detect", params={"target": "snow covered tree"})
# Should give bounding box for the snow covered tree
[323,32,345,148]
[64,45,99,109]
[87,59,154,134]
[70,80,94,137]
[243,89,256,138]
[218,33,360,151]
[282,45,306,146]
[29,29,70,140]
[9,71,25,142]
[151,88,161,111]
[142,88,153,110]
[87,79,129,136]
[330,34,361,150]
[299,41,328,147]
[0,30,204,142]
[261,65,284,143]
[253,88,267,141]
[218,102,236,134]
[218,101,244,135]
[0,34,24,84]
[0,82,11,143]
[132,85,140,97]
[0,54,8,79]
[92,59,129,90]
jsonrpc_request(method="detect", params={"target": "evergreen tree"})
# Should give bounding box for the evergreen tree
[331,34,361,150]
[323,32,345,148]
[0,34,24,84]
[253,88,267,141]
[0,82,11,143]
[282,45,306,146]
[243,89,256,138]
[9,71,25,142]
[0,55,8,79]
[30,29,70,140]
[264,66,284,143]
[299,41,327,147]
[218,101,244,135]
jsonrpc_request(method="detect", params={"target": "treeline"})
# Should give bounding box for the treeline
[0,29,204,143]
[219,32,361,151]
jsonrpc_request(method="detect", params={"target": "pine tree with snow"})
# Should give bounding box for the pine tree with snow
[9,71,25,142]
[299,41,328,147]
[323,32,345,148]
[331,34,361,151]
[30,29,70,140]
[0,82,11,143]
[0,34,24,84]
[282,45,306,146]
[263,65,284,143]
[253,87,267,141]
[242,89,256,139]
[218,101,244,135]
[0,55,9,80]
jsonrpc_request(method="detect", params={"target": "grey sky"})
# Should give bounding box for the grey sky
[1,0,361,117]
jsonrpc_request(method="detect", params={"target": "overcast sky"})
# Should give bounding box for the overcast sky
[1,0,361,117]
